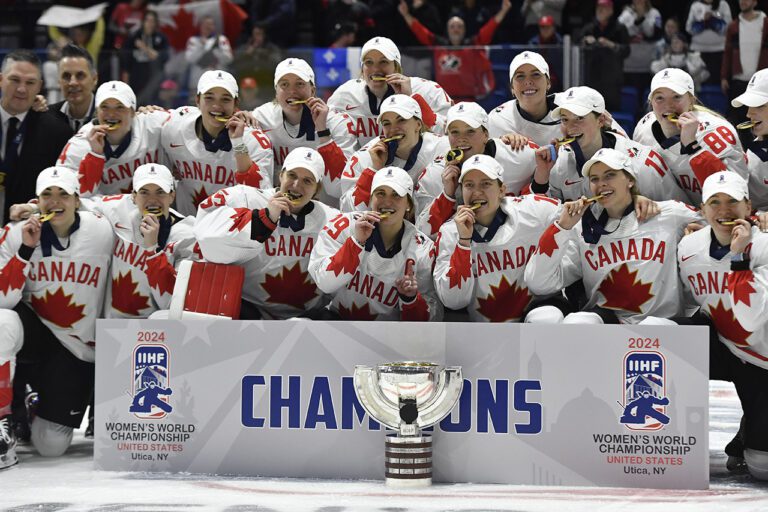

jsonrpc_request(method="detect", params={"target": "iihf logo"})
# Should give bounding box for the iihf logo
[130,344,173,419]
[620,352,669,430]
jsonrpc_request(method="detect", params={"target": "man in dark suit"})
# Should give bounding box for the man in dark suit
[48,44,98,135]
[0,50,71,224]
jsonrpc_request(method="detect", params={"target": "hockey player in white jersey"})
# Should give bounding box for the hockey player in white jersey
[676,171,768,480]
[731,69,768,213]
[0,167,113,465]
[253,58,357,201]
[309,166,442,321]
[339,94,449,212]
[633,68,748,204]
[194,148,339,319]
[524,148,701,324]
[417,101,538,239]
[57,81,170,197]
[161,70,274,215]
[327,36,452,146]
[433,154,568,322]
[531,86,688,205]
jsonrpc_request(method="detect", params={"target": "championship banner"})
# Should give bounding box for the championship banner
[94,321,709,489]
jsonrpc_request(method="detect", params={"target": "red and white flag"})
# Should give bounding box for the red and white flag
[151,0,248,51]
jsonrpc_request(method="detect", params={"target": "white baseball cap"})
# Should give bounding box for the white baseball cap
[582,148,636,179]
[447,102,488,130]
[133,163,175,193]
[371,166,413,199]
[282,147,324,182]
[509,51,549,81]
[197,70,239,98]
[649,68,694,99]
[274,58,315,87]
[552,86,606,117]
[377,94,421,124]
[36,166,80,196]
[95,81,136,109]
[361,36,401,64]
[732,69,768,108]
[458,154,503,183]
[702,171,749,203]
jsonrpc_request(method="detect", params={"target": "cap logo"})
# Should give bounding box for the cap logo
[111,83,117,90]
[386,169,394,177]
[663,70,669,78]
[750,75,757,86]
[149,166,157,175]
[374,38,380,44]
[52,169,59,177]
[305,151,313,160]
[523,52,529,58]
[567,89,574,98]
[719,174,726,183]
[458,104,464,111]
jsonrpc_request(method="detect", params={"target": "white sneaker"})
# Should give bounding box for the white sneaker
[0,415,19,470]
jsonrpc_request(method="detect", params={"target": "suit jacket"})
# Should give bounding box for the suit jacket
[3,109,72,223]
[49,98,96,137]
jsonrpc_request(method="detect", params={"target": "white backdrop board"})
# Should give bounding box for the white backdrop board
[94,320,709,489]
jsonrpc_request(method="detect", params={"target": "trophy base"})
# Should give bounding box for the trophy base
[384,433,432,488]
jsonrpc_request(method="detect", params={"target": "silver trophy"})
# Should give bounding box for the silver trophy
[354,362,463,487]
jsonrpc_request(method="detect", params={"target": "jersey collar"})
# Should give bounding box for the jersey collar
[41,212,81,256]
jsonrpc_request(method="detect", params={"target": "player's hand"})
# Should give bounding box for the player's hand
[634,195,659,221]
[354,211,379,245]
[21,216,42,247]
[533,144,557,185]
[369,140,388,170]
[307,97,329,133]
[87,124,108,155]
[757,211,768,232]
[395,259,418,298]
[137,105,166,114]
[500,131,530,151]
[442,163,460,199]
[232,110,260,129]
[558,198,588,230]
[9,203,37,221]
[386,73,412,96]
[684,222,704,236]
[730,218,753,254]
[454,205,476,243]
[140,213,160,248]
[267,192,292,222]
[677,112,699,146]
[32,94,48,112]
[226,114,246,139]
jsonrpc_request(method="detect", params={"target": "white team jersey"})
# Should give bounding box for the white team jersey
[0,212,114,362]
[745,139,768,212]
[253,102,358,198]
[525,201,702,324]
[632,110,748,204]
[679,226,768,370]
[434,195,561,322]
[160,106,274,215]
[547,132,688,203]
[308,213,443,321]
[57,110,170,196]
[488,94,628,146]
[415,139,539,239]
[80,194,196,319]
[339,133,450,212]
[327,78,453,147]
[194,186,338,319]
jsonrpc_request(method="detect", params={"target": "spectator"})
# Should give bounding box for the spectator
[651,32,710,91]
[238,77,262,110]
[521,0,566,40]
[579,0,630,111]
[121,11,170,106]
[656,17,682,58]
[184,16,234,98]
[398,0,513,101]
[618,0,662,91]
[324,0,374,46]
[250,0,297,47]
[686,0,731,85]
[330,22,358,48]
[232,24,282,102]
[42,42,64,105]
[394,0,442,48]
[50,44,98,136]
[109,0,148,50]
[529,15,562,45]
[157,79,185,109]
[721,0,768,139]
[48,19,105,67]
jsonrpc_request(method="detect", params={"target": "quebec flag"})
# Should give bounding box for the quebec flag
[313,48,353,88]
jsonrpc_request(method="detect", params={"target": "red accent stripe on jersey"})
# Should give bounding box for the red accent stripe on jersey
[234,162,264,188]
[258,208,277,231]
[737,345,768,362]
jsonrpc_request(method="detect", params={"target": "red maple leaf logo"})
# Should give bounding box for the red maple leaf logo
[326,238,361,276]
[338,302,378,320]
[0,256,27,295]
[229,208,253,232]
[111,271,150,316]
[729,270,756,307]
[538,224,560,257]
[145,255,176,296]
[163,5,196,51]
[476,276,532,322]
[446,245,471,289]
[261,262,317,309]
[192,185,210,210]
[598,263,654,314]
[30,287,86,328]
[709,299,751,346]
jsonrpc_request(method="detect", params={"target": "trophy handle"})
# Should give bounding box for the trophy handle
[354,366,402,431]
[415,367,463,429]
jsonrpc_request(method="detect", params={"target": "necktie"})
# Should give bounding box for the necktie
[4,117,19,167]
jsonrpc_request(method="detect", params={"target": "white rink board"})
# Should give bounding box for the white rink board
[94,320,709,489]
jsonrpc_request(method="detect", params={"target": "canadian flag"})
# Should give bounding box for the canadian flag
[151,0,248,51]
